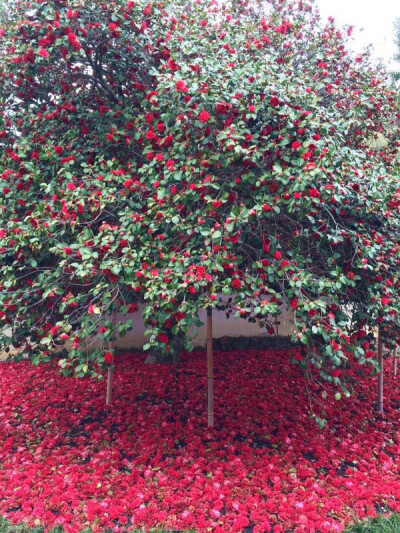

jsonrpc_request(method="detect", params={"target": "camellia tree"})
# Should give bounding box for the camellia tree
[0,0,399,406]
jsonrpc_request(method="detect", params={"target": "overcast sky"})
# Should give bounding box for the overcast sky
[316,0,400,71]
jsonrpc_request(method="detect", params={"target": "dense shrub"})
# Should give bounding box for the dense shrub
[0,0,399,387]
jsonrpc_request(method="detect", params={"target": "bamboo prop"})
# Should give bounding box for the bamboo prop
[378,329,384,414]
[106,287,118,405]
[106,366,114,405]
[207,308,214,428]
[394,346,398,378]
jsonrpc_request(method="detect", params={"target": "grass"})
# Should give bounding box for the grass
[2,515,400,532]
[0,518,177,533]
[345,514,400,532]
[0,518,57,533]
[0,517,194,533]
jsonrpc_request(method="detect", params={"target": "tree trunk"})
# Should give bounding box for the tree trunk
[144,333,183,364]
[144,349,180,364]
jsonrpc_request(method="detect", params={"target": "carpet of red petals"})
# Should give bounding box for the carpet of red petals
[1,348,400,533]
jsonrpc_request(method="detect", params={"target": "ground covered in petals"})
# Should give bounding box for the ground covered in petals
[0,349,399,533]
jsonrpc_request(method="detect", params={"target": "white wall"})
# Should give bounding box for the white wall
[0,306,295,360]
[116,304,295,349]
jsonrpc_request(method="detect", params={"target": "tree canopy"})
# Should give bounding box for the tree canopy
[0,0,399,390]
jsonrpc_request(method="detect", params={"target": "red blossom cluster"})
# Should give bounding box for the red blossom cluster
[1,349,400,532]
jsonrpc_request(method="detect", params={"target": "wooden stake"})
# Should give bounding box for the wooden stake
[207,308,214,428]
[106,367,113,405]
[106,286,118,405]
[378,329,384,414]
[394,346,398,378]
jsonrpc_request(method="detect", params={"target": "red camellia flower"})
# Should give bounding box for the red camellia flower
[292,140,301,150]
[104,351,114,364]
[270,96,280,107]
[67,32,81,50]
[38,48,49,58]
[274,250,282,259]
[290,298,299,309]
[232,278,242,289]
[143,2,152,15]
[158,333,169,344]
[216,102,230,114]
[176,80,188,92]
[63,247,73,255]
[66,183,76,191]
[198,111,210,123]
[66,8,78,18]
[123,179,133,188]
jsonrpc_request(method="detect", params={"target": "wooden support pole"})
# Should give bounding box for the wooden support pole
[106,286,118,405]
[207,308,214,428]
[394,346,398,378]
[106,367,114,405]
[378,329,384,414]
